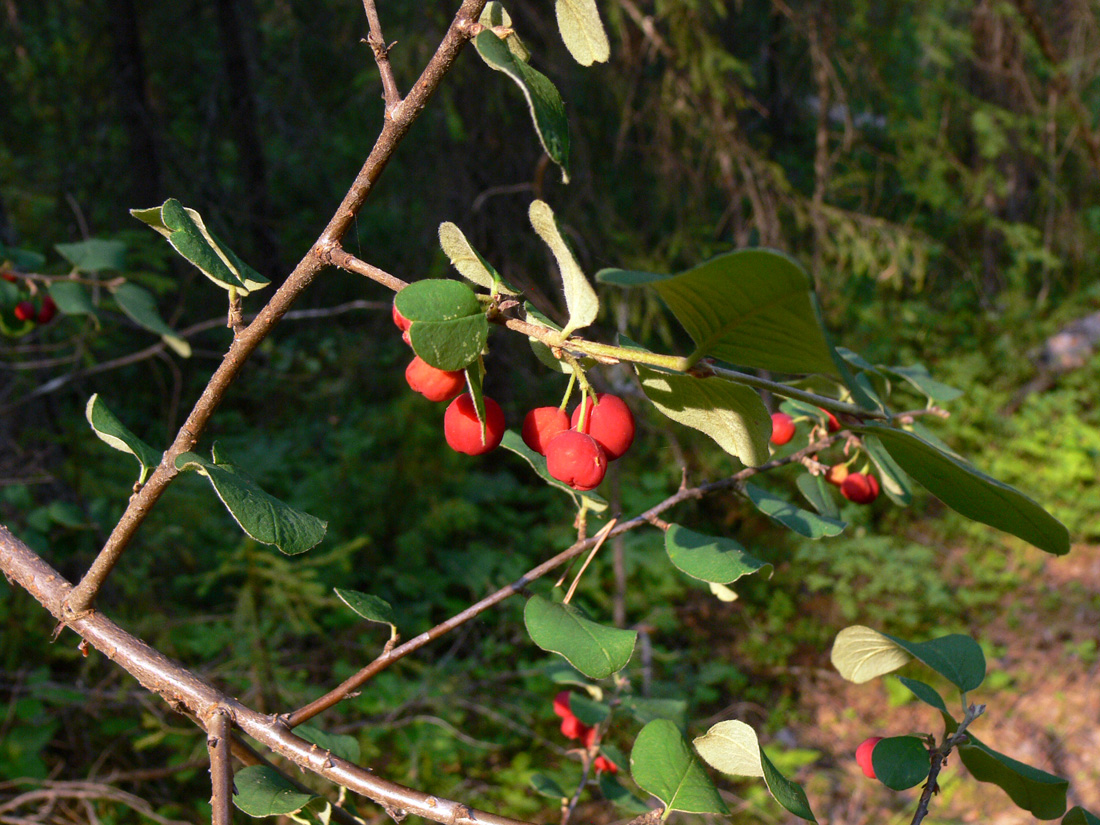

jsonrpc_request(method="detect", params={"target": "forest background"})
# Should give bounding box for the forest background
[1,0,1099,823]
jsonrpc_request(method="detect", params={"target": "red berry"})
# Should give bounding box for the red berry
[553,691,572,719]
[405,356,465,402]
[560,714,589,741]
[444,394,505,455]
[594,755,618,774]
[522,407,570,455]
[392,301,412,332]
[825,463,850,487]
[1,271,16,283]
[819,407,841,433]
[583,725,598,748]
[546,431,608,491]
[14,300,35,322]
[841,472,879,504]
[36,296,57,324]
[856,736,882,779]
[770,412,795,445]
[570,393,635,460]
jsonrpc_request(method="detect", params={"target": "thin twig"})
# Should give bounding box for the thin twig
[563,518,617,604]
[910,704,986,825]
[363,0,402,113]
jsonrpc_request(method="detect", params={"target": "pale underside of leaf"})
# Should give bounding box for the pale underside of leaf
[693,720,764,777]
[831,625,912,683]
[529,200,598,337]
[555,0,610,66]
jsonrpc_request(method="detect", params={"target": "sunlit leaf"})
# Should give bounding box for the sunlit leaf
[637,365,770,467]
[665,524,771,584]
[232,766,317,817]
[438,222,517,294]
[86,394,161,484]
[174,446,327,555]
[831,626,912,684]
[479,2,530,62]
[334,589,396,634]
[524,594,636,679]
[858,424,1069,556]
[529,200,598,337]
[395,279,488,371]
[632,719,729,814]
[555,0,610,66]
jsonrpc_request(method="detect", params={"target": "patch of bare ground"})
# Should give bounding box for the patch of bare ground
[780,543,1100,824]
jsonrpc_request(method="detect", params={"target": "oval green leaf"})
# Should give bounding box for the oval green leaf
[956,733,1068,819]
[55,239,127,273]
[861,434,912,506]
[896,676,949,712]
[873,736,930,791]
[631,719,729,815]
[524,594,636,679]
[49,281,98,318]
[232,765,317,817]
[531,773,567,799]
[796,473,841,519]
[858,424,1069,556]
[407,316,487,371]
[881,363,963,402]
[744,482,846,539]
[113,282,191,357]
[473,32,570,180]
[86,394,162,484]
[885,631,986,692]
[174,446,327,555]
[1064,807,1100,825]
[638,366,771,467]
[665,524,771,584]
[831,625,912,684]
[295,723,360,764]
[438,222,517,294]
[760,749,817,822]
[334,589,396,631]
[555,0,610,66]
[394,279,481,321]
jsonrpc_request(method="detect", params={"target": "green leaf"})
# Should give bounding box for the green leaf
[795,473,840,519]
[885,632,986,692]
[1064,807,1100,825]
[174,446,327,555]
[693,720,817,821]
[599,251,837,375]
[830,625,913,684]
[599,775,651,813]
[473,32,570,181]
[857,424,1070,556]
[232,765,317,817]
[620,696,688,727]
[395,279,488,371]
[0,242,45,270]
[861,435,912,506]
[113,282,191,357]
[665,524,771,584]
[131,199,269,295]
[529,200,598,337]
[85,394,161,484]
[479,2,530,62]
[872,736,929,791]
[438,222,517,294]
[55,239,126,273]
[881,363,963,402]
[295,723,360,764]
[895,676,948,712]
[555,0,610,66]
[637,365,771,467]
[569,692,610,726]
[744,483,846,539]
[48,281,98,318]
[334,589,396,633]
[632,719,729,815]
[530,773,567,799]
[501,429,608,511]
[954,733,1068,819]
[524,594,636,679]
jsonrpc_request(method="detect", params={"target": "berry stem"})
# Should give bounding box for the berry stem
[558,369,578,414]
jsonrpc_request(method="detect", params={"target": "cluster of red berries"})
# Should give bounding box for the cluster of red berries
[394,301,506,455]
[521,393,634,491]
[552,691,617,774]
[769,409,879,504]
[7,290,58,327]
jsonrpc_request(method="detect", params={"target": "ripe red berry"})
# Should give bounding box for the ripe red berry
[825,463,850,487]
[14,301,35,322]
[37,296,57,324]
[1,271,16,283]
[560,714,589,741]
[841,472,880,504]
[546,431,608,491]
[552,691,572,719]
[594,754,618,774]
[819,407,841,433]
[405,356,465,402]
[582,725,598,749]
[570,393,635,460]
[770,412,796,445]
[392,301,412,332]
[856,736,883,779]
[444,394,505,455]
[522,407,570,455]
